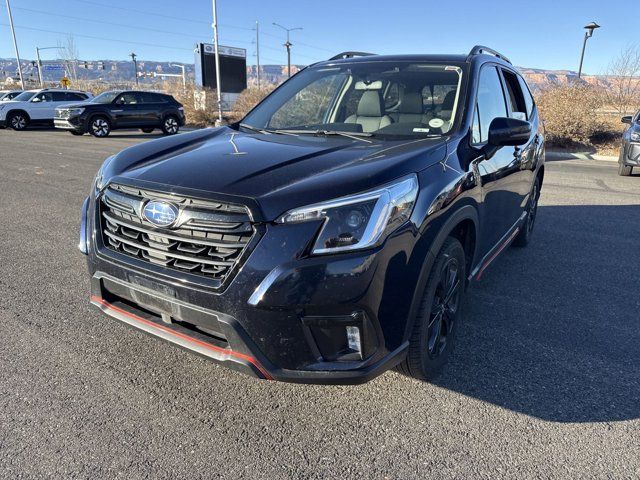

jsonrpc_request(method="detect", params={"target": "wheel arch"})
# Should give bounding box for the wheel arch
[7,109,30,121]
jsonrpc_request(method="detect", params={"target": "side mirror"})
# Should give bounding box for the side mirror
[622,116,632,125]
[481,117,532,159]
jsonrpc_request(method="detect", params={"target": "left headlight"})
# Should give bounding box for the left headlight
[277,175,419,254]
[69,107,85,116]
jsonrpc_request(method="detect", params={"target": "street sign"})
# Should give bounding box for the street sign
[60,77,71,88]
[43,65,64,71]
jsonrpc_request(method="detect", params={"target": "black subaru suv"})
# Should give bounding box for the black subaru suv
[80,47,544,384]
[55,90,185,137]
[619,110,640,176]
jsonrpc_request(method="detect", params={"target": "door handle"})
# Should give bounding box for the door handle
[112,109,123,112]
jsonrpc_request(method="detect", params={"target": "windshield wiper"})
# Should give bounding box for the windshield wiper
[274,129,373,143]
[239,123,301,136]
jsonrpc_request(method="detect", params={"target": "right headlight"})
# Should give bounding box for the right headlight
[277,175,418,255]
[630,131,640,143]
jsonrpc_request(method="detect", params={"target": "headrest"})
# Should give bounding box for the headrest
[441,90,456,110]
[357,90,384,117]
[354,80,383,90]
[399,92,423,114]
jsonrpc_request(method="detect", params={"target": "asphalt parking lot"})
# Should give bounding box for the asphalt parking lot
[1,128,639,479]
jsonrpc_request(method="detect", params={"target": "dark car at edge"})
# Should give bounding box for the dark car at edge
[80,46,545,384]
[619,110,640,176]
[55,90,185,137]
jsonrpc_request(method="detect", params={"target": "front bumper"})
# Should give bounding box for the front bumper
[82,193,420,384]
[54,116,84,132]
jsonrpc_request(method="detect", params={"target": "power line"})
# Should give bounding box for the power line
[0,23,193,52]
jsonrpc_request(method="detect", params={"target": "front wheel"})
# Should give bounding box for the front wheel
[89,116,111,137]
[397,237,466,381]
[8,112,28,130]
[161,115,180,135]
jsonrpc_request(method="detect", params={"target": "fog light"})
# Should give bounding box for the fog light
[346,326,362,354]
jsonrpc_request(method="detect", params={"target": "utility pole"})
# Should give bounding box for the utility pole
[211,0,224,125]
[35,48,44,87]
[273,23,302,78]
[5,0,25,89]
[577,22,601,79]
[34,46,58,88]
[130,52,139,86]
[255,20,261,89]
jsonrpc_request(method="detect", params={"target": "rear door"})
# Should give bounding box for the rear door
[110,92,143,127]
[138,92,164,126]
[471,65,524,253]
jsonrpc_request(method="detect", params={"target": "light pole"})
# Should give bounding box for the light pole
[130,52,139,86]
[272,23,303,78]
[211,0,223,125]
[170,63,186,88]
[35,46,58,87]
[577,22,601,79]
[5,0,25,89]
[255,20,261,89]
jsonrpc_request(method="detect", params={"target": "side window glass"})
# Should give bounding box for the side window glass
[501,69,527,120]
[52,92,67,102]
[140,93,157,104]
[116,93,139,105]
[473,66,508,144]
[516,75,535,119]
[35,92,53,102]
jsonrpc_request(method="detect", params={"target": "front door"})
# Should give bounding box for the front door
[110,92,143,127]
[471,65,526,254]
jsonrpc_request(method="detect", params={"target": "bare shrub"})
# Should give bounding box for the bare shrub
[537,83,605,146]
[228,86,275,123]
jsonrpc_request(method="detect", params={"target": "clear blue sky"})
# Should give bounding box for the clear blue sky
[0,0,637,74]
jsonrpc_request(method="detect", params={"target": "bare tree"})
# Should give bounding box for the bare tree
[603,45,640,115]
[57,34,79,84]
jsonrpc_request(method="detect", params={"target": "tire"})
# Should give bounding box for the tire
[89,116,111,137]
[8,111,29,130]
[69,130,84,136]
[397,237,466,381]
[161,115,180,135]
[141,128,154,133]
[513,176,540,248]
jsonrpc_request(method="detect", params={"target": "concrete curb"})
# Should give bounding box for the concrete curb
[546,150,618,163]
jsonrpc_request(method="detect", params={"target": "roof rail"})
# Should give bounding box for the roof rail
[328,51,376,61]
[467,45,512,65]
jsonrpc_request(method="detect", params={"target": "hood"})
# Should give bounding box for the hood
[56,101,92,109]
[104,127,447,221]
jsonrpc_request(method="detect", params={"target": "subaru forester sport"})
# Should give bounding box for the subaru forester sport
[80,46,545,384]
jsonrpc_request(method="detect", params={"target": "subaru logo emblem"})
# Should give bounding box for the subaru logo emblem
[142,200,179,228]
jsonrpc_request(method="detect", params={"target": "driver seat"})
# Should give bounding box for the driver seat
[345,90,392,133]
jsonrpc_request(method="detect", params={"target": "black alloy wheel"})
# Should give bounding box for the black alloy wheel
[397,237,466,380]
[161,116,179,135]
[90,116,111,137]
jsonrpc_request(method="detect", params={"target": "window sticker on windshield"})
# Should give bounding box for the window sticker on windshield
[413,127,430,133]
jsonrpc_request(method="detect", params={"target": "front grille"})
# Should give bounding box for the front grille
[99,183,255,283]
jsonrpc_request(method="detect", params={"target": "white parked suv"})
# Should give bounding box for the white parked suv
[0,88,93,130]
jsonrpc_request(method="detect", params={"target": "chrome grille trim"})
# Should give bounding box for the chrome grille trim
[99,184,256,283]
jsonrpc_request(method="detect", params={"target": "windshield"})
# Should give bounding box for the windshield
[12,91,37,102]
[91,91,121,104]
[242,61,464,139]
